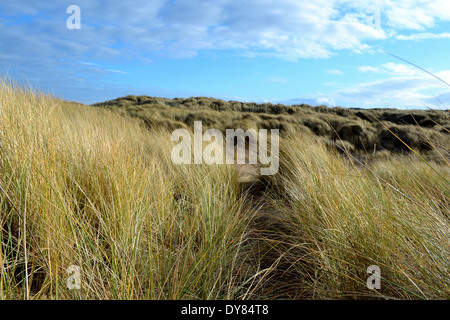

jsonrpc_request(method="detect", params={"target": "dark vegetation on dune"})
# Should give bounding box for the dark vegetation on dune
[93,95,449,158]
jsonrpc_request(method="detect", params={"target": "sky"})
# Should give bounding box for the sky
[1,0,450,109]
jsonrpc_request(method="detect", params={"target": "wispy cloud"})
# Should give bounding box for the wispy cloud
[381,63,422,76]
[358,66,383,73]
[77,61,128,75]
[78,61,97,66]
[327,69,343,75]
[396,32,450,41]
[267,77,288,83]
[283,69,450,108]
[106,69,128,75]
[333,70,450,107]
[358,63,422,76]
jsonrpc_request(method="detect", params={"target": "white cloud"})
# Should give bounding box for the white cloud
[106,69,128,75]
[333,69,450,107]
[77,62,128,75]
[78,61,97,66]
[344,0,450,31]
[396,32,450,41]
[316,97,336,107]
[358,63,422,76]
[2,0,450,65]
[0,0,391,63]
[327,69,343,75]
[381,62,422,76]
[2,1,450,63]
[358,66,383,73]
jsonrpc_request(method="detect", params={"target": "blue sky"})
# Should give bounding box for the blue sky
[1,0,450,108]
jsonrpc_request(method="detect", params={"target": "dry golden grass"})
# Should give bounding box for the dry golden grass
[254,135,449,299]
[0,80,448,300]
[0,80,255,299]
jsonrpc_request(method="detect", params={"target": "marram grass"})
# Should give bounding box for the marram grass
[256,134,449,299]
[0,80,449,300]
[0,80,255,299]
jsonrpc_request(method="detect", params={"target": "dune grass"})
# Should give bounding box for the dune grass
[0,80,255,299]
[0,80,449,299]
[249,134,449,299]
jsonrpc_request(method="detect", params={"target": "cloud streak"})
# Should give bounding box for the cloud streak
[358,63,423,76]
[329,70,450,107]
[396,32,450,41]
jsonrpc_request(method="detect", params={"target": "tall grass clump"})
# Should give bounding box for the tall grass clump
[0,79,254,300]
[258,133,449,299]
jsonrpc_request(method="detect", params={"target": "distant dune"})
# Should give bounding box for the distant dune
[93,95,449,158]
